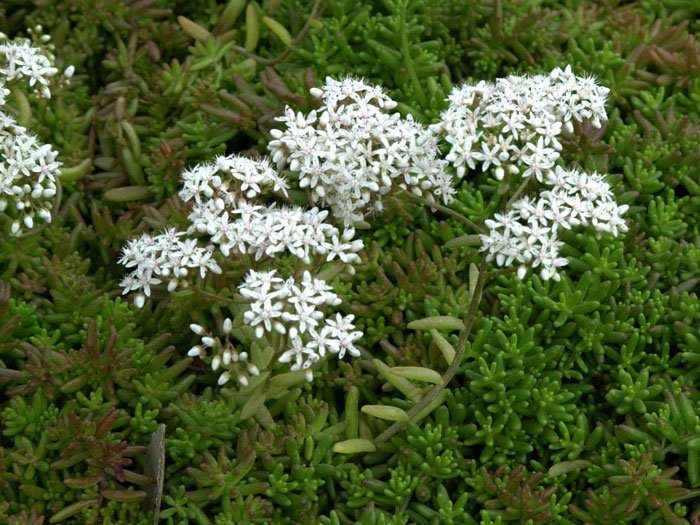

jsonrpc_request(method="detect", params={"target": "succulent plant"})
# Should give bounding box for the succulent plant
[0,0,699,523]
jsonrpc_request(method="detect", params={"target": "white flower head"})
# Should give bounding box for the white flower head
[240,270,361,382]
[269,76,454,225]
[0,37,68,234]
[437,67,609,182]
[444,68,623,281]
[479,166,627,281]
[118,228,222,304]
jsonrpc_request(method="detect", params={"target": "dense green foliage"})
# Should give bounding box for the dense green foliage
[0,0,698,523]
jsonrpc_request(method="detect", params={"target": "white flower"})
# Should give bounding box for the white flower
[284,302,323,335]
[307,327,338,357]
[244,298,285,338]
[522,138,557,182]
[279,335,319,373]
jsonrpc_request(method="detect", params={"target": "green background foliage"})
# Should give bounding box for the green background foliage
[0,0,698,523]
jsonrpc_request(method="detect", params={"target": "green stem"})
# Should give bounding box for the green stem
[11,87,32,126]
[504,176,531,209]
[406,192,485,234]
[373,261,488,445]
[488,266,518,277]
[232,0,324,66]
[195,288,247,305]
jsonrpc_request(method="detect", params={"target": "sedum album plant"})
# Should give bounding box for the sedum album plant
[120,70,628,387]
[119,77,458,388]
[2,1,699,523]
[116,70,631,471]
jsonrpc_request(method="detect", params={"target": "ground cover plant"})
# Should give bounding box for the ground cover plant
[0,0,698,523]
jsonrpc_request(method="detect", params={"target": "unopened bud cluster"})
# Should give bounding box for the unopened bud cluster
[269,76,454,225]
[188,319,260,387]
[0,29,72,235]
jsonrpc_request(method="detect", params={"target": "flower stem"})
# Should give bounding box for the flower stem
[373,261,488,445]
[505,176,531,209]
[405,192,485,234]
[195,288,247,305]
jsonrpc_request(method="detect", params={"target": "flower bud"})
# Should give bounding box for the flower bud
[190,323,205,335]
[134,293,146,308]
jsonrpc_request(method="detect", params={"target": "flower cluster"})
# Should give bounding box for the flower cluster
[0,116,60,234]
[181,154,363,264]
[432,66,609,181]
[433,66,625,280]
[0,33,69,235]
[240,270,362,382]
[119,228,223,308]
[120,151,365,382]
[0,39,59,100]
[180,155,287,211]
[480,166,629,281]
[188,319,260,387]
[268,76,454,225]
[120,154,363,307]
